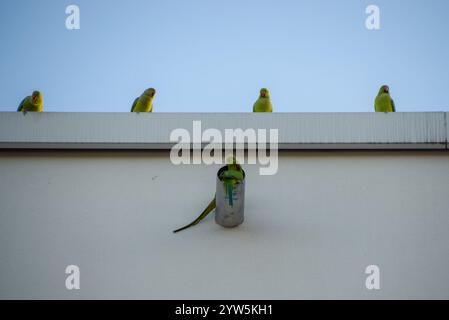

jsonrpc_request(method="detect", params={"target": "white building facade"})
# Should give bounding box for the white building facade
[1,112,448,299]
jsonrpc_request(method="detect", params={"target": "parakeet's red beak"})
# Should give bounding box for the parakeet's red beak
[261,92,266,97]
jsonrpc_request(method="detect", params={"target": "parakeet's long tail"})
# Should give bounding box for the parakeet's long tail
[173,198,216,233]
[17,97,26,112]
[227,183,233,206]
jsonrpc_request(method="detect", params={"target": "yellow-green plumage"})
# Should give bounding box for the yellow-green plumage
[219,161,244,206]
[173,157,244,233]
[131,88,156,112]
[17,91,43,112]
[374,85,395,112]
[253,88,273,112]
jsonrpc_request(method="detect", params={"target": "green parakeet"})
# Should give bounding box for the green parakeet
[220,158,244,207]
[374,85,395,112]
[173,157,244,233]
[131,88,156,112]
[253,88,273,112]
[17,91,43,113]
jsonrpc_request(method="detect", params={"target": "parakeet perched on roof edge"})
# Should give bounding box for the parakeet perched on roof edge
[17,91,43,113]
[253,88,273,112]
[131,88,156,112]
[374,85,395,112]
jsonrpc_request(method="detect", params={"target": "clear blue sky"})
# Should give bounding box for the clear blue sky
[0,0,448,112]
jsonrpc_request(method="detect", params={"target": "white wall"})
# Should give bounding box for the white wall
[1,150,449,299]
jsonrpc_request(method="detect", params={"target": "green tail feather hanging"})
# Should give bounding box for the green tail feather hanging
[173,198,216,233]
[174,156,244,233]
